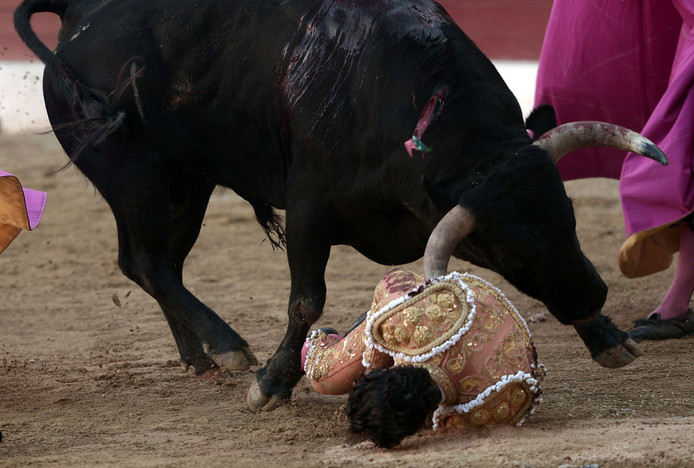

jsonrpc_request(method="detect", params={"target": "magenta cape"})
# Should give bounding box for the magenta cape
[535,0,694,277]
[0,169,47,253]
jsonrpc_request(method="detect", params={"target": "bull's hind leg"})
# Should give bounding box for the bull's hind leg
[154,172,258,374]
[73,146,256,375]
[42,70,256,375]
[142,173,218,374]
[115,170,258,374]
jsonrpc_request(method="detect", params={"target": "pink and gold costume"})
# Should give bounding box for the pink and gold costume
[303,269,545,429]
[0,170,46,253]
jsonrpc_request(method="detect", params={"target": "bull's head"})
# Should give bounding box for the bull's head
[425,121,667,367]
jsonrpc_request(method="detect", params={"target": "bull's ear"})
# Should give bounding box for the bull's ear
[525,104,556,140]
[422,176,456,212]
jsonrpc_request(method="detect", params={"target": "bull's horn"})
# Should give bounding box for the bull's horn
[533,121,668,166]
[424,205,476,279]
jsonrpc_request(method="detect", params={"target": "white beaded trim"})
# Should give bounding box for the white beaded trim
[431,369,544,430]
[521,363,547,425]
[363,272,487,366]
[303,329,329,379]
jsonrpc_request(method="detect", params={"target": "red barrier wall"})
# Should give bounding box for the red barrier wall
[438,0,552,60]
[0,0,551,61]
[1,0,59,60]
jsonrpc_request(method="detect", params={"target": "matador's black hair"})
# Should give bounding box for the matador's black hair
[345,366,441,448]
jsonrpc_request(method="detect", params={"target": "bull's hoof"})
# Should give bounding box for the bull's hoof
[180,354,220,375]
[212,346,259,372]
[592,338,642,368]
[247,380,286,413]
[197,367,228,380]
[180,358,225,379]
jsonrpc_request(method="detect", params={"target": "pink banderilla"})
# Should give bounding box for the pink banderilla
[404,88,446,157]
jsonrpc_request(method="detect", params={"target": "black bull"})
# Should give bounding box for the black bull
[15,0,665,411]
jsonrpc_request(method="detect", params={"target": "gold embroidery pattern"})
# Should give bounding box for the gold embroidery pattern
[462,276,532,344]
[418,274,542,429]
[304,326,365,381]
[413,326,433,345]
[437,292,456,310]
[470,409,489,426]
[444,277,536,396]
[404,307,423,326]
[446,355,465,374]
[365,271,542,430]
[437,381,537,429]
[424,304,446,324]
[370,281,470,356]
[394,326,409,343]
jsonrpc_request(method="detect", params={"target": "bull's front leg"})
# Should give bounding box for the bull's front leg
[574,314,643,368]
[247,199,331,412]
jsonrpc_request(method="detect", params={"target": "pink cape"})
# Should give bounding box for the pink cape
[535,0,694,277]
[0,169,47,253]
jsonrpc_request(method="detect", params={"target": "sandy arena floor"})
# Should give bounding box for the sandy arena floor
[1,132,693,467]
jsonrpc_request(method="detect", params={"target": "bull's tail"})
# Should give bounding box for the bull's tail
[14,0,70,66]
[14,0,128,164]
